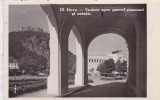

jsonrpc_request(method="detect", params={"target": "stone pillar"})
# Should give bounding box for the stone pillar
[59,37,69,94]
[126,24,137,97]
[127,41,137,96]
[135,17,147,97]
[41,5,60,95]
[71,26,85,86]
[46,16,60,95]
[75,39,84,85]
[83,48,89,85]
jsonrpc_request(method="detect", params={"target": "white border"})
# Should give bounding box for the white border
[2,0,160,100]
[0,0,3,99]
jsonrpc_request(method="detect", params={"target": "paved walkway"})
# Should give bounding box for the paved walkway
[64,76,128,97]
[16,89,55,98]
[15,76,128,97]
[66,82,128,97]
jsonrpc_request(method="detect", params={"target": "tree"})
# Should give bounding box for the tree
[18,55,41,75]
[97,59,116,74]
[115,59,127,76]
[9,30,50,75]
[89,68,94,73]
[68,51,76,80]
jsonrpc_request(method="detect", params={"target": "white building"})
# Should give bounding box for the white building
[9,57,19,69]
[88,56,111,74]
[88,51,127,74]
[108,52,125,63]
[20,26,44,32]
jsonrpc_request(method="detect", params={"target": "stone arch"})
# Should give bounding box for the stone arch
[128,13,147,97]
[37,4,146,97]
[86,28,130,50]
[86,28,130,81]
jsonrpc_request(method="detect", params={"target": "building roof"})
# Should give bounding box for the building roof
[112,50,122,54]
[88,56,111,60]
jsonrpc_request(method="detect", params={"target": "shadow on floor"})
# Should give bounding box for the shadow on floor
[64,82,129,97]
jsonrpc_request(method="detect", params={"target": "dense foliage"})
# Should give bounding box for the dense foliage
[9,30,49,75]
[9,28,76,83]
[115,59,127,75]
[68,51,76,81]
[97,58,128,77]
[9,28,77,97]
[97,59,116,74]
[9,78,47,97]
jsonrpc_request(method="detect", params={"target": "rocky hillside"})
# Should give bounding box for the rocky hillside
[9,29,76,75]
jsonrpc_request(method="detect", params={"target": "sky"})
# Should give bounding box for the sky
[9,5,49,32]
[69,32,128,57]
[88,33,127,56]
[9,5,128,57]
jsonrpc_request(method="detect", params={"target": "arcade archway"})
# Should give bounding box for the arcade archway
[41,4,147,97]
[88,33,129,85]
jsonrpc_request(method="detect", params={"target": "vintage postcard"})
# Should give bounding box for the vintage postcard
[2,0,160,100]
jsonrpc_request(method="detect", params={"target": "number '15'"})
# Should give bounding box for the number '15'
[60,8,65,11]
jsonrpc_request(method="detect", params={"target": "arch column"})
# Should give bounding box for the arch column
[41,5,69,95]
[74,42,88,86]
[46,15,60,95]
[135,17,147,97]
[59,36,69,94]
[83,47,89,85]
[71,26,86,86]
[75,39,84,85]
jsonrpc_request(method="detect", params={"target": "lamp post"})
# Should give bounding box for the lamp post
[14,63,19,81]
[14,63,19,94]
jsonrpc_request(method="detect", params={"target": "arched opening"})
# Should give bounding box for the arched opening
[68,25,84,89]
[88,33,129,86]
[9,5,58,97]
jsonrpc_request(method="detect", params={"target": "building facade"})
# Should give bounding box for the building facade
[9,57,19,69]
[88,52,127,74]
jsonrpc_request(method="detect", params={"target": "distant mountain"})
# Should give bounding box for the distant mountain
[9,30,49,69]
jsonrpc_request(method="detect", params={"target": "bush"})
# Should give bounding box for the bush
[100,77,115,81]
[9,79,47,97]
[88,79,93,83]
[115,59,127,76]
[68,79,75,84]
[97,59,115,74]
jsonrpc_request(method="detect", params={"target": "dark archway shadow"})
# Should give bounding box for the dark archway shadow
[64,82,131,97]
